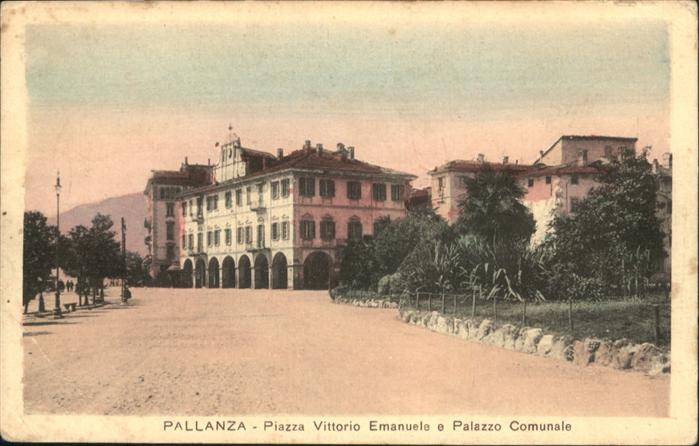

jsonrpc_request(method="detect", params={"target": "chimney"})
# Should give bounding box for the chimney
[477,153,485,163]
[515,159,519,165]
[348,146,355,160]
[277,148,284,159]
[185,156,189,165]
[502,156,509,164]
[208,158,211,165]
[662,152,672,169]
[304,140,312,150]
[317,143,324,154]
[337,142,345,152]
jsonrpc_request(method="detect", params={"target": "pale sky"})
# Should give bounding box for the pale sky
[24,14,670,216]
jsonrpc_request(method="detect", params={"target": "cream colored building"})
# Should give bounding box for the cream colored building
[178,138,416,290]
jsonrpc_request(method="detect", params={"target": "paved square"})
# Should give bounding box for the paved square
[23,288,668,416]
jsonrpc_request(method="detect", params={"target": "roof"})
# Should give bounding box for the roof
[181,148,417,196]
[428,160,532,175]
[239,147,277,160]
[535,134,638,163]
[520,164,603,179]
[144,164,214,193]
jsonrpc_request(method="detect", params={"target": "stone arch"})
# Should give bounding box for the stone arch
[222,256,236,288]
[182,259,193,288]
[271,252,288,289]
[238,255,252,289]
[194,258,206,288]
[208,257,220,288]
[303,251,332,290]
[254,253,270,289]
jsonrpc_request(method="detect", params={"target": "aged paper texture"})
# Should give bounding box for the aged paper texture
[1,1,697,444]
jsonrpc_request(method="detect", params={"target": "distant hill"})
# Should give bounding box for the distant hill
[48,192,148,256]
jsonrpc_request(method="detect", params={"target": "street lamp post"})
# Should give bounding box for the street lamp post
[53,171,63,319]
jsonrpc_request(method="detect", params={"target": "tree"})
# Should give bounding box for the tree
[125,251,150,286]
[338,236,379,289]
[455,166,535,246]
[544,148,665,298]
[372,209,449,280]
[23,212,56,313]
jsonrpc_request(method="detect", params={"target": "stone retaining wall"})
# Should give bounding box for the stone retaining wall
[332,296,399,309]
[398,308,670,376]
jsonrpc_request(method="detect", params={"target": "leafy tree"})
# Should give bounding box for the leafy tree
[22,212,56,313]
[338,236,379,289]
[455,166,535,246]
[125,251,150,286]
[372,209,449,280]
[544,148,664,297]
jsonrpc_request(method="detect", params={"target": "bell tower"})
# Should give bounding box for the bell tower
[215,124,244,182]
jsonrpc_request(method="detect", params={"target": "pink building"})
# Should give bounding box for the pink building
[428,154,531,223]
[143,161,214,283]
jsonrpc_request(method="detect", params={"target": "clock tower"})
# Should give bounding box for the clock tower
[215,125,246,182]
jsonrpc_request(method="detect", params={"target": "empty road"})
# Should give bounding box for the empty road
[23,288,669,416]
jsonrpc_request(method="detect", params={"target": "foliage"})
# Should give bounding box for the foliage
[22,211,56,310]
[543,148,664,297]
[338,236,379,290]
[125,251,150,286]
[63,213,123,298]
[455,166,535,246]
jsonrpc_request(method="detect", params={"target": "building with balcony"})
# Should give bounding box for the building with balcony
[177,138,416,290]
[143,160,214,283]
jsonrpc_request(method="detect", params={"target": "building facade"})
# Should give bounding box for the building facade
[428,154,531,223]
[143,161,214,283]
[177,139,416,290]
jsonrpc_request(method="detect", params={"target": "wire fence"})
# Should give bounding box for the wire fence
[336,287,671,347]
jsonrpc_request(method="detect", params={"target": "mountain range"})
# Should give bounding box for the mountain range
[48,192,148,256]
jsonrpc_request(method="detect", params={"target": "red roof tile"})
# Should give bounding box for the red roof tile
[429,160,532,175]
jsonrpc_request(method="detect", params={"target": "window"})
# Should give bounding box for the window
[300,220,315,240]
[225,229,232,245]
[347,181,361,200]
[166,244,175,260]
[604,145,613,158]
[207,231,212,246]
[281,221,289,240]
[182,202,187,216]
[391,184,405,201]
[213,195,218,210]
[166,202,175,217]
[189,200,193,216]
[188,234,194,250]
[197,233,203,251]
[320,219,335,241]
[271,222,279,240]
[237,227,244,244]
[159,188,165,199]
[166,222,174,241]
[545,176,552,185]
[246,187,252,205]
[299,177,315,197]
[320,179,335,198]
[225,191,232,208]
[438,177,445,191]
[570,197,581,213]
[460,176,469,187]
[281,179,290,198]
[236,189,242,206]
[196,197,203,215]
[245,226,252,244]
[372,183,387,201]
[181,234,186,249]
[271,181,280,199]
[348,219,363,240]
[256,225,265,248]
[571,175,579,185]
[206,196,211,211]
[527,178,534,187]
[214,229,220,246]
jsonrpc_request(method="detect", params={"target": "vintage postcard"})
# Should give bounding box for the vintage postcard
[1,1,697,444]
